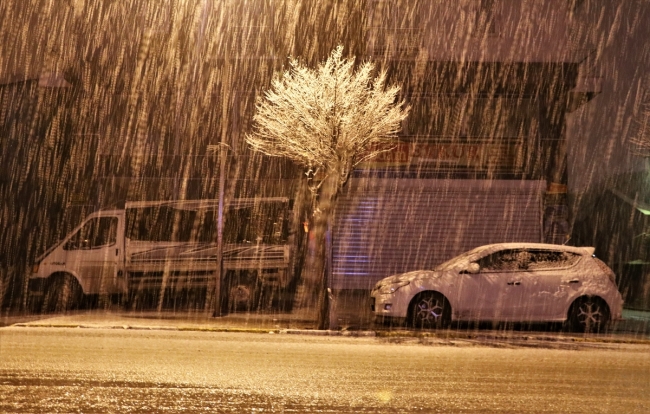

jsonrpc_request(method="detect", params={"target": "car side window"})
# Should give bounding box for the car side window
[478,249,530,272]
[526,250,580,270]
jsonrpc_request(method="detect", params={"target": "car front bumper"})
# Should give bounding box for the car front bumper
[370,291,410,319]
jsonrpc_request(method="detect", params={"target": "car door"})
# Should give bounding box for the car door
[518,250,582,320]
[64,214,123,294]
[457,249,526,321]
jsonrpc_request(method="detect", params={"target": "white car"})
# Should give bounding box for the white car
[370,243,623,332]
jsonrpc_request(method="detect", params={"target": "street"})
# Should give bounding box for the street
[1,327,649,413]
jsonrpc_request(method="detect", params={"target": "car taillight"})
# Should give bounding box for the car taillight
[594,258,617,286]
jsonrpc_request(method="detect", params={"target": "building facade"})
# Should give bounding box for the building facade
[329,0,601,294]
[3,0,635,315]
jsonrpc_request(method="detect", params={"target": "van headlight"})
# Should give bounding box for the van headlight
[378,280,410,294]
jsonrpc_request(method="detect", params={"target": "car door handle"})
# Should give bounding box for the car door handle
[507,281,521,286]
[567,279,580,284]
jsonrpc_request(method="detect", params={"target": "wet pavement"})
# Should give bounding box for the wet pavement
[1,327,650,413]
[2,309,650,412]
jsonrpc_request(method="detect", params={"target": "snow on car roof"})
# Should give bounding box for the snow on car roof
[472,243,595,256]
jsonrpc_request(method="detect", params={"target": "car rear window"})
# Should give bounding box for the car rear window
[526,250,581,270]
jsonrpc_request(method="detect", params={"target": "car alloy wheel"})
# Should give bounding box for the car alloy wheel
[569,297,610,334]
[411,293,450,329]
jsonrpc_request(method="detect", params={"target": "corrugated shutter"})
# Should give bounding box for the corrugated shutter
[331,178,545,289]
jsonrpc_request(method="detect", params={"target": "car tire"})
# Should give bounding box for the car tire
[43,274,83,313]
[409,292,451,329]
[567,296,610,334]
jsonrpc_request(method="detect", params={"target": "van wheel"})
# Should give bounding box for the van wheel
[43,274,83,313]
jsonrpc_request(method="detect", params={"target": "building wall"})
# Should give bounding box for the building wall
[366,0,582,63]
[566,0,650,193]
[355,0,594,246]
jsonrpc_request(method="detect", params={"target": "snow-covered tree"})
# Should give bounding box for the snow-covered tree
[246,46,409,329]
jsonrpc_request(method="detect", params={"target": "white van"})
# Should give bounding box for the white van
[28,198,292,312]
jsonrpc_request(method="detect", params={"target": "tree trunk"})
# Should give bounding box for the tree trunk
[299,172,339,329]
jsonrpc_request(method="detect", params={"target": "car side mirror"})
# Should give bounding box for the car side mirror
[467,262,480,274]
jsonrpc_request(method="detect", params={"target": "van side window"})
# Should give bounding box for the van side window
[64,217,118,250]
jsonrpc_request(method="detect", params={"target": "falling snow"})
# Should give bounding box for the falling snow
[1,0,650,323]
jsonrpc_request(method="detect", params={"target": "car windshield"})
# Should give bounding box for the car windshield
[435,246,488,271]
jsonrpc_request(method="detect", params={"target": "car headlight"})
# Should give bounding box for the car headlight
[378,280,410,294]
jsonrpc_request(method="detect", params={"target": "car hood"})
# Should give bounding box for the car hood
[381,270,441,285]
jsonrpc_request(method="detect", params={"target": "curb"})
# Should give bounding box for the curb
[374,329,650,345]
[9,322,650,346]
[280,329,376,337]
[11,323,378,337]
[12,323,280,335]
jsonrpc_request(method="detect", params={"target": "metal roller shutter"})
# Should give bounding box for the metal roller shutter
[331,178,545,289]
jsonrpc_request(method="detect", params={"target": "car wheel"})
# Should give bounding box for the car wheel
[43,274,83,313]
[568,296,610,334]
[410,292,451,329]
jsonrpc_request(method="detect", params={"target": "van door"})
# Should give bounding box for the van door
[63,213,124,294]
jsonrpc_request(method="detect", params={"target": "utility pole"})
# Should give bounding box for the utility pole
[212,1,231,317]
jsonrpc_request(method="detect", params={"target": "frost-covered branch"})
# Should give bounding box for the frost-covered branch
[245,45,410,188]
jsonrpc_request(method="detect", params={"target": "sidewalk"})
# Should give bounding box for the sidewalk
[618,308,650,335]
[1,309,317,333]
[3,308,650,344]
